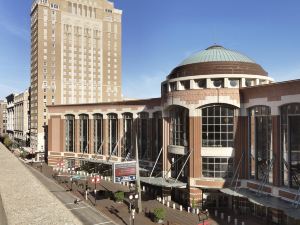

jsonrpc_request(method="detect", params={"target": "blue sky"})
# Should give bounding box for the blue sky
[0,0,300,100]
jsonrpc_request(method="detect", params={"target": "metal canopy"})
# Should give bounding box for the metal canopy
[77,157,115,165]
[140,177,187,188]
[221,188,300,220]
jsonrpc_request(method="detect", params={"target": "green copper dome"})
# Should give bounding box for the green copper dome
[179,45,255,66]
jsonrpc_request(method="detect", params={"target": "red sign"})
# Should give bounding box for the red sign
[115,167,136,177]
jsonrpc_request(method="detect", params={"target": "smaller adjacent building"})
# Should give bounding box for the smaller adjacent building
[0,100,7,137]
[6,94,15,140]
[14,90,30,146]
[4,89,30,147]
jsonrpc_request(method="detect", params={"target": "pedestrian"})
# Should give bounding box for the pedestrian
[74,198,81,204]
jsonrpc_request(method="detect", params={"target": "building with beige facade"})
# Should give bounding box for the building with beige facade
[6,94,15,140]
[14,90,30,146]
[0,100,7,137]
[30,0,122,155]
[48,45,300,224]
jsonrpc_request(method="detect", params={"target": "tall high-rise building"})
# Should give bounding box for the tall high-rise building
[30,0,122,155]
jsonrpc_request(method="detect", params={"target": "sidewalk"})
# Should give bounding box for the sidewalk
[0,143,83,225]
[33,162,264,225]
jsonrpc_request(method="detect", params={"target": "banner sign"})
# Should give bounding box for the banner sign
[113,161,136,183]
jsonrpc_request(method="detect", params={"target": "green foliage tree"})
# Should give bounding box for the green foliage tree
[114,191,124,202]
[3,136,12,148]
[153,207,165,222]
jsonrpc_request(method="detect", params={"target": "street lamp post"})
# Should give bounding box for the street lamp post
[129,193,139,225]
[198,209,209,225]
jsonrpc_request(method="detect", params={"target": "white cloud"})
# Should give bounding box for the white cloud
[123,71,166,99]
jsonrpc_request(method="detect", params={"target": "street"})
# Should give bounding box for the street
[26,164,118,225]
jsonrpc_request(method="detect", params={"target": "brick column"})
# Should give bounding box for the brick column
[162,117,170,178]
[272,115,281,186]
[188,187,202,207]
[189,116,201,178]
[234,116,249,179]
[75,119,80,153]
[60,118,65,152]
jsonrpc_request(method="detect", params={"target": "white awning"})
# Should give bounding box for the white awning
[140,177,187,188]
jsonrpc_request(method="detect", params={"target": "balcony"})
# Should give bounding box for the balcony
[168,145,188,155]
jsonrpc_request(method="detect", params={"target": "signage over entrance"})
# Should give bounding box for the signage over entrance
[113,161,137,183]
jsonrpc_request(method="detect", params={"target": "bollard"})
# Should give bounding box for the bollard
[242,222,245,225]
[196,208,199,215]
[228,215,231,223]
[143,186,145,192]
[85,190,88,200]
[167,202,169,207]
[162,199,165,205]
[101,176,103,179]
[187,207,190,213]
[234,218,238,225]
[221,212,224,220]
[173,203,175,210]
[180,205,183,211]
[215,210,218,217]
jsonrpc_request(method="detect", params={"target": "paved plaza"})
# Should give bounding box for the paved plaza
[0,142,265,225]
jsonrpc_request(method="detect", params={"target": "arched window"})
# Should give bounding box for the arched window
[281,103,300,188]
[170,106,189,146]
[108,113,118,156]
[138,112,149,159]
[65,115,75,152]
[202,105,234,147]
[248,106,272,182]
[123,113,133,158]
[79,114,89,153]
[93,114,103,154]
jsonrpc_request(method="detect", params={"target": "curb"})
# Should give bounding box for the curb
[0,194,8,225]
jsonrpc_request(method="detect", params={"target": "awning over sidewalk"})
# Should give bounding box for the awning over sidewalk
[78,157,115,165]
[221,188,300,220]
[140,177,187,188]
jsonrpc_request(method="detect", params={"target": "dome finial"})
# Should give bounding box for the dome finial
[205,44,224,50]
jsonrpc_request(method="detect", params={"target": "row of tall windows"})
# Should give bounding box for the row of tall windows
[170,106,189,146]
[249,106,272,182]
[281,103,300,189]
[64,112,162,160]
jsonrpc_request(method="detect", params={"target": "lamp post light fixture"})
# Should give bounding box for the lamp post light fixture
[198,209,209,225]
[129,193,139,225]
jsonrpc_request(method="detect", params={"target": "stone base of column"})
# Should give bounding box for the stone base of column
[162,186,172,201]
[188,187,202,208]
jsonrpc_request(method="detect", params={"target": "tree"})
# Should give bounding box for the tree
[3,136,12,149]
